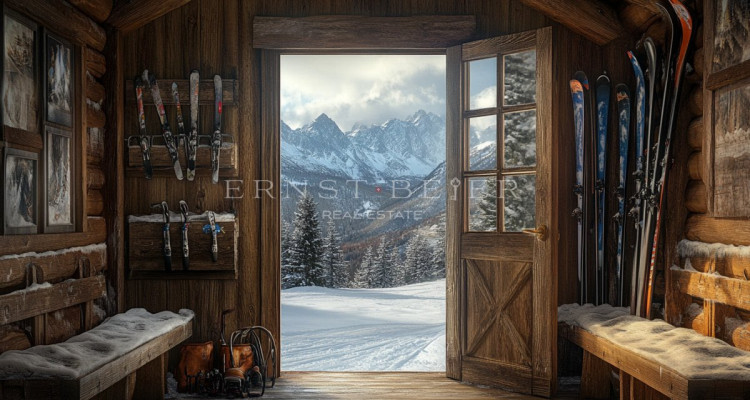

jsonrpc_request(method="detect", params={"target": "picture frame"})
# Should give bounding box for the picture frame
[44,125,74,232]
[44,32,73,128]
[2,146,38,235]
[2,7,39,136]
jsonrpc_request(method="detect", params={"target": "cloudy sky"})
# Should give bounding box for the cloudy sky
[280,54,446,131]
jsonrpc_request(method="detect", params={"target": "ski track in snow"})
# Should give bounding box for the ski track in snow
[281,279,446,372]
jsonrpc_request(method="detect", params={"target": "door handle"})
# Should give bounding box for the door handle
[522,225,548,241]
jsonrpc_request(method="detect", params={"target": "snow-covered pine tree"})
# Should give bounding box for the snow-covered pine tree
[370,237,393,288]
[404,233,432,284]
[321,219,348,288]
[353,246,374,288]
[472,178,497,231]
[430,230,446,280]
[288,192,325,287]
[281,219,299,289]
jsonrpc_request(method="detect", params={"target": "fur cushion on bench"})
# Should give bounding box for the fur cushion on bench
[558,303,750,380]
[0,308,194,379]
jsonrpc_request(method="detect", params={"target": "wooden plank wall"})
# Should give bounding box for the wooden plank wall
[121,0,558,361]
[0,0,112,351]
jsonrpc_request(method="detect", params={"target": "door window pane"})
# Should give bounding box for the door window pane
[503,174,535,232]
[467,177,497,232]
[468,115,497,170]
[469,58,497,110]
[503,50,536,106]
[503,110,537,168]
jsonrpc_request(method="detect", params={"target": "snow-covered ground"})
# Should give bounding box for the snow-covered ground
[281,279,446,372]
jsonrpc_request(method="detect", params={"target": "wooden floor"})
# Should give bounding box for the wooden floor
[261,372,546,399]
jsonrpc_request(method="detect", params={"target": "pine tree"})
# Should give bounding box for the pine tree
[287,192,325,287]
[430,229,446,280]
[472,178,497,231]
[353,246,374,288]
[321,219,348,288]
[281,220,299,289]
[404,233,432,284]
[370,237,393,288]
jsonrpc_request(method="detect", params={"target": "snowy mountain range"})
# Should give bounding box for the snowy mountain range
[282,110,445,181]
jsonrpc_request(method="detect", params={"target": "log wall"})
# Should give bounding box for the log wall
[0,0,113,352]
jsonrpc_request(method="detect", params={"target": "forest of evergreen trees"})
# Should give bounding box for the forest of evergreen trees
[281,192,446,290]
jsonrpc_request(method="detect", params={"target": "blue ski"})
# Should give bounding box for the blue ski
[571,77,586,305]
[614,84,630,307]
[595,74,610,305]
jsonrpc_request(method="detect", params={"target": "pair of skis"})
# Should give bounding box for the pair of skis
[571,72,624,306]
[152,200,191,271]
[134,71,224,183]
[632,0,693,318]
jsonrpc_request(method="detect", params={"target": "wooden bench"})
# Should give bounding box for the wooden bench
[559,303,750,400]
[0,308,193,399]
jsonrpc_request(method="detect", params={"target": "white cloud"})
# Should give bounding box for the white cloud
[470,86,496,110]
[280,55,445,130]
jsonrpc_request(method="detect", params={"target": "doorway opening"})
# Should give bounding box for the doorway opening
[279,54,447,371]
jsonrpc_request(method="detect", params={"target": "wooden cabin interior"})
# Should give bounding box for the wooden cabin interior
[0,0,747,398]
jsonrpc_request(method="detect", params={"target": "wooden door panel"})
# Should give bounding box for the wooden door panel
[464,259,532,365]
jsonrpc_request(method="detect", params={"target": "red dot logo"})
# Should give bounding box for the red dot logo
[375,187,382,193]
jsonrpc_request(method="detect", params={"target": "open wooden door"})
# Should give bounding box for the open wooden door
[446,27,554,397]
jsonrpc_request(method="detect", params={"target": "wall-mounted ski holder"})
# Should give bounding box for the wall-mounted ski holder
[127,212,237,280]
[124,78,238,178]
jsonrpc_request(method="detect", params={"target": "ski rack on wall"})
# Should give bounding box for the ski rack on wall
[123,78,239,178]
[126,212,238,280]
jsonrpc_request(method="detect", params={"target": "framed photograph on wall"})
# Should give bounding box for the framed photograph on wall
[3,147,38,234]
[44,32,73,127]
[44,125,74,232]
[2,9,39,135]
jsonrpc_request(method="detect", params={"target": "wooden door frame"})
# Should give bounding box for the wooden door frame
[255,15,477,375]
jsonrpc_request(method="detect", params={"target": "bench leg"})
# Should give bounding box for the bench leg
[619,370,631,400]
[581,350,611,399]
[132,353,166,399]
[102,373,136,400]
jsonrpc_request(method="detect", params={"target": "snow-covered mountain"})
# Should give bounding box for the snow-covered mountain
[282,110,445,181]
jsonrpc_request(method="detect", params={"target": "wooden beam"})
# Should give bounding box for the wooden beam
[4,0,106,51]
[87,104,106,129]
[107,0,191,34]
[85,49,107,78]
[685,214,750,246]
[671,268,750,311]
[0,217,106,257]
[69,0,113,23]
[685,180,707,213]
[86,80,106,104]
[87,189,104,216]
[0,243,107,291]
[252,16,476,49]
[687,117,703,150]
[518,0,623,45]
[0,275,106,325]
[687,152,703,181]
[87,166,106,190]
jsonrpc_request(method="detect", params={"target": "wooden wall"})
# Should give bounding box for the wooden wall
[119,0,558,357]
[0,0,112,351]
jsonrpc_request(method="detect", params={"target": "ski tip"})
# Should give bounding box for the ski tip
[570,79,583,92]
[572,71,589,89]
[172,82,178,91]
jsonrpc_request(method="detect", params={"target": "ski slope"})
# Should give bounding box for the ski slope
[281,279,446,372]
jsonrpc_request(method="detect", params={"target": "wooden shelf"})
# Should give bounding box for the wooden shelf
[125,134,237,178]
[124,79,238,106]
[127,213,237,279]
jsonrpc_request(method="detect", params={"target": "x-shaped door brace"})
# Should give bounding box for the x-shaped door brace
[464,259,532,365]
